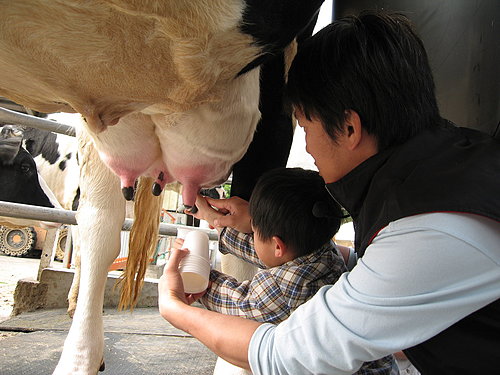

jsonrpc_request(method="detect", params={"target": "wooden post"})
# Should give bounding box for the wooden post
[37,227,57,280]
[63,226,73,269]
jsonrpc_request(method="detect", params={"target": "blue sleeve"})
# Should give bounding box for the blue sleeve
[249,214,500,375]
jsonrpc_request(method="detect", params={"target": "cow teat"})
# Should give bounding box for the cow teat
[152,183,162,196]
[152,171,165,196]
[184,204,198,214]
[122,186,135,201]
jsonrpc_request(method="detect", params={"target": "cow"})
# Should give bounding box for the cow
[0,122,79,218]
[0,125,62,228]
[0,1,324,373]
[22,124,81,211]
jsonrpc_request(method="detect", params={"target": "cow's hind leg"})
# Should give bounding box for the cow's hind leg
[54,128,125,375]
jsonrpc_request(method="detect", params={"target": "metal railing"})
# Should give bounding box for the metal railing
[0,106,76,136]
[0,201,218,240]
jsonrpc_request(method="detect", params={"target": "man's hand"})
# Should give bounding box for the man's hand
[158,248,259,371]
[204,196,253,233]
[158,248,191,322]
[173,238,184,251]
[171,241,209,303]
[158,247,207,320]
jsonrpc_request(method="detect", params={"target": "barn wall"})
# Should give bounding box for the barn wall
[334,0,500,137]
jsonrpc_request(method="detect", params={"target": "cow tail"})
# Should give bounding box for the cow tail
[118,176,162,310]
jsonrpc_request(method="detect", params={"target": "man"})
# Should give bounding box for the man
[159,12,500,375]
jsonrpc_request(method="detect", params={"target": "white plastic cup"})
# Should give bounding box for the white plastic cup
[179,230,210,294]
[176,227,192,240]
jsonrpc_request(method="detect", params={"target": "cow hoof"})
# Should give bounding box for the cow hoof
[184,204,198,214]
[152,182,163,196]
[121,186,135,201]
[99,359,105,372]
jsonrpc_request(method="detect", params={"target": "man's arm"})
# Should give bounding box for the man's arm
[249,213,500,374]
[158,248,262,369]
[162,300,259,369]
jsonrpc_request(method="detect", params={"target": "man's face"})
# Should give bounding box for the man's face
[295,109,347,183]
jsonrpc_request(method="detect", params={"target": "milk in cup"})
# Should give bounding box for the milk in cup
[178,230,210,294]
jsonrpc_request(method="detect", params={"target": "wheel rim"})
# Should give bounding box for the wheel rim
[8,230,27,247]
[0,226,36,256]
[55,227,68,261]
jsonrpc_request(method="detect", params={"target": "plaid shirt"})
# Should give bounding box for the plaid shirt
[201,227,397,375]
[201,227,346,323]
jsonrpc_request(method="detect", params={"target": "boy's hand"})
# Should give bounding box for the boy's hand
[205,196,253,233]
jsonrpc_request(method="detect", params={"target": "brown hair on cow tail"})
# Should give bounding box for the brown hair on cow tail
[118,176,163,310]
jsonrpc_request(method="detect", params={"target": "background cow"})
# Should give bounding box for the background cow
[22,124,80,211]
[0,125,62,226]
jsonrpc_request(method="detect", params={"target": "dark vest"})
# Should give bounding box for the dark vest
[326,120,500,374]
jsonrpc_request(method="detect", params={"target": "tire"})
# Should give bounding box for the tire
[0,225,37,257]
[55,226,69,261]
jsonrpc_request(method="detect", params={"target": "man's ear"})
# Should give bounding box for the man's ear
[344,110,363,150]
[272,236,287,258]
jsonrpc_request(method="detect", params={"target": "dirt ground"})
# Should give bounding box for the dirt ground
[0,253,40,322]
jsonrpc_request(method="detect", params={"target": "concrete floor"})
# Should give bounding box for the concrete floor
[0,254,217,374]
[0,307,217,375]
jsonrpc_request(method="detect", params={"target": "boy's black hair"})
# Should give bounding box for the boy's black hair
[285,12,441,151]
[249,167,343,257]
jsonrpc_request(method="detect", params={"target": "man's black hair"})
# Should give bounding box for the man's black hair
[285,12,441,150]
[249,167,342,257]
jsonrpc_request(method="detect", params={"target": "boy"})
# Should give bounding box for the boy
[177,167,396,374]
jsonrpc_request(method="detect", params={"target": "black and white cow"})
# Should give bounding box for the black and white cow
[0,148,53,208]
[22,125,80,211]
[0,125,61,226]
[0,121,81,216]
